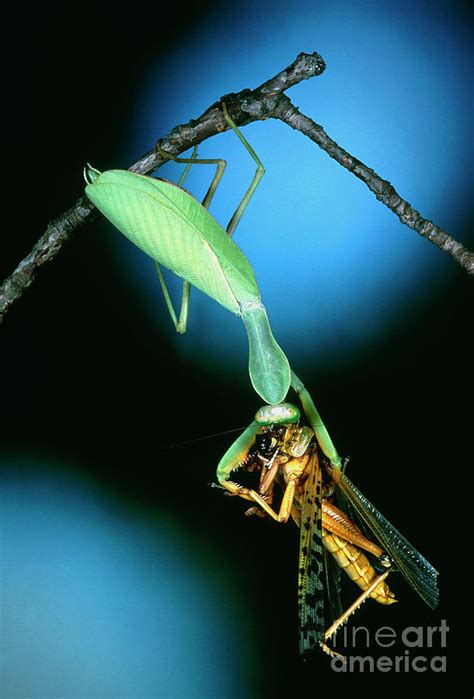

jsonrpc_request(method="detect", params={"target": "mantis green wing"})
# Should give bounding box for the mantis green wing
[84,167,290,405]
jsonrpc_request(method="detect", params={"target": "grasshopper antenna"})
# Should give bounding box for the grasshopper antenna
[159,427,246,450]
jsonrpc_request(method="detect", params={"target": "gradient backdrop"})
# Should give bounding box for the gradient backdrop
[2,1,472,696]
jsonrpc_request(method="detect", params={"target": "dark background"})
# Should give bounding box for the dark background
[2,3,472,697]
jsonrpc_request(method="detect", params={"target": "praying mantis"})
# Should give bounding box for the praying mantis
[84,105,439,657]
[84,104,290,406]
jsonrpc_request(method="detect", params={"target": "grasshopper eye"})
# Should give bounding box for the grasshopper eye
[255,433,276,457]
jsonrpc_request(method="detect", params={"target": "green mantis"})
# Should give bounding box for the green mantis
[84,107,438,657]
[84,105,290,405]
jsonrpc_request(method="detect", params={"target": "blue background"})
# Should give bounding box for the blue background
[121,0,472,376]
[2,1,472,696]
[1,463,253,697]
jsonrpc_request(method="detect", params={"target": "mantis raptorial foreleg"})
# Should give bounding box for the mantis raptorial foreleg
[154,104,265,334]
[290,371,342,469]
[220,437,313,524]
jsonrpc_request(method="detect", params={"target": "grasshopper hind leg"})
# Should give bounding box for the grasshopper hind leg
[321,569,392,658]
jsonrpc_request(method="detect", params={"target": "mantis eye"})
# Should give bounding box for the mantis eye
[255,402,300,426]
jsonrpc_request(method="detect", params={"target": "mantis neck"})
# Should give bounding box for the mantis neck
[240,302,291,405]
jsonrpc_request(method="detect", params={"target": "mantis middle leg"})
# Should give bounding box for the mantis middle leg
[155,104,266,333]
[154,145,227,333]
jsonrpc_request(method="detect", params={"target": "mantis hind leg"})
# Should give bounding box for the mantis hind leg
[153,145,227,333]
[155,143,227,208]
[222,103,265,237]
[155,109,265,331]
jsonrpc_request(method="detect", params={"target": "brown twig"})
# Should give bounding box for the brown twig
[1,51,471,321]
[270,97,474,273]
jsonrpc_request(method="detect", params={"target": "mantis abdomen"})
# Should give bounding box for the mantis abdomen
[85,167,290,404]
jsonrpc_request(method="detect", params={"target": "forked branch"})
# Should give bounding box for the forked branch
[1,51,471,321]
